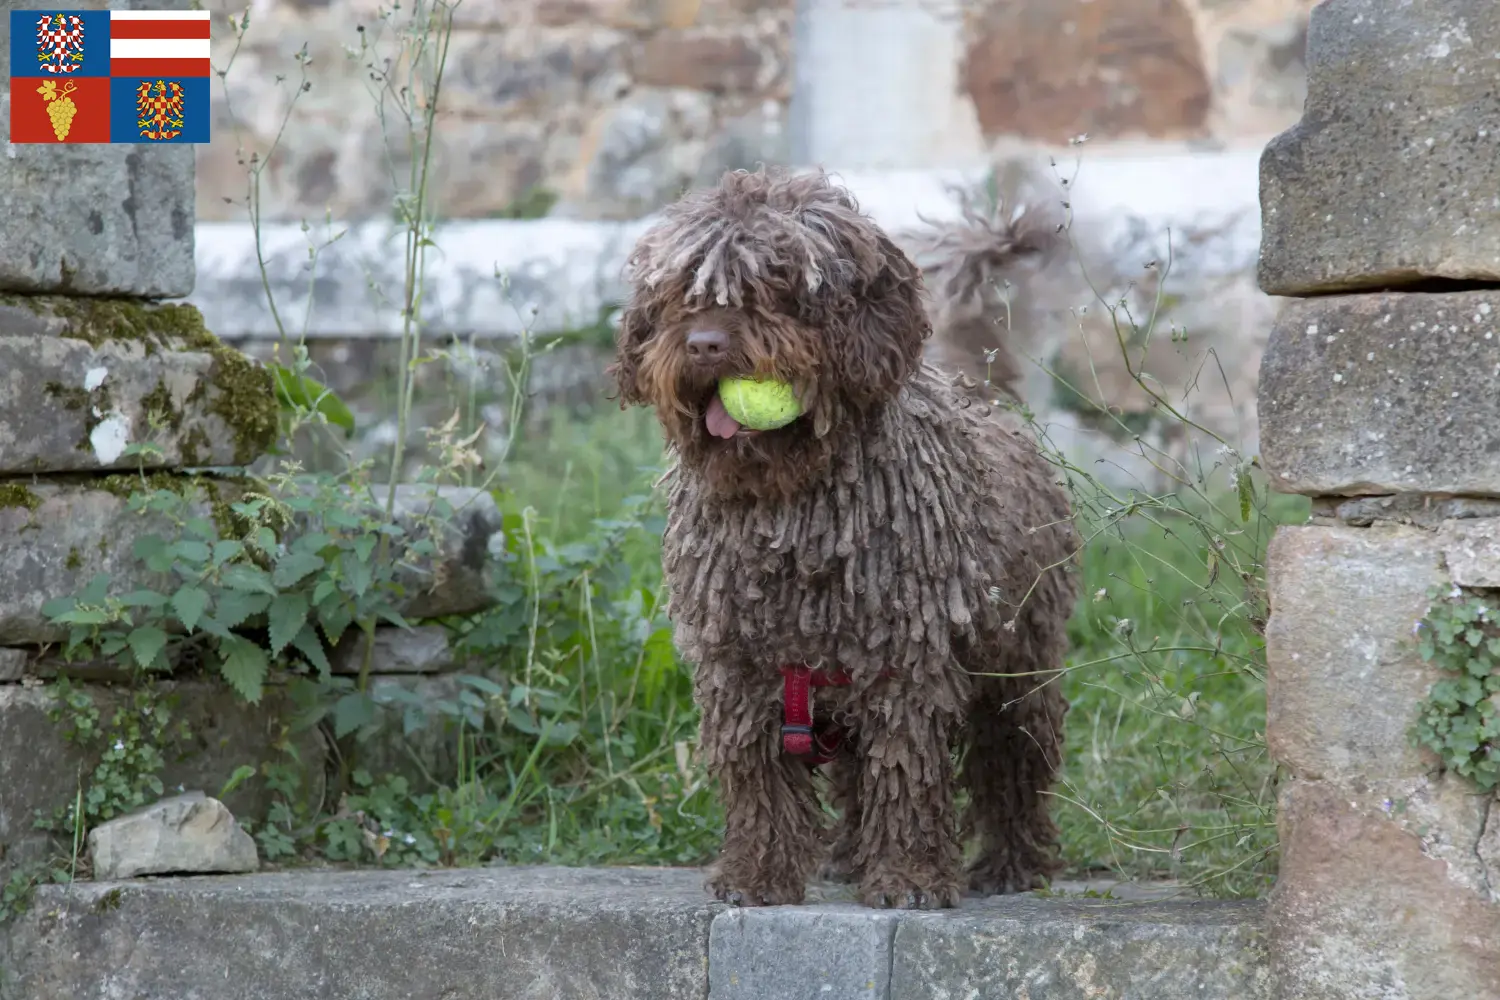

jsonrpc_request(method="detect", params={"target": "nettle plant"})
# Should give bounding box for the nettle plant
[41,468,431,736]
[1412,585,1500,792]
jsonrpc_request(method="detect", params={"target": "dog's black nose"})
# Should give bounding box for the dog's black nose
[686,328,729,364]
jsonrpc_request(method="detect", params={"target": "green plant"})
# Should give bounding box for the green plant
[37,678,189,840]
[1412,586,1500,792]
[42,473,418,714]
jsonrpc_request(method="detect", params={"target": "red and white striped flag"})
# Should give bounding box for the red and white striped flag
[108,10,210,78]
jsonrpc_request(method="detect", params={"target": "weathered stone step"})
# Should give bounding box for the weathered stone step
[0,298,276,474]
[0,867,1270,1000]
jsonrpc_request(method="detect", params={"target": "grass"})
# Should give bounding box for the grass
[453,399,1305,897]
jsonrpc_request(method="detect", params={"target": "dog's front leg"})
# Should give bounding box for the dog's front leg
[696,665,823,906]
[849,688,964,910]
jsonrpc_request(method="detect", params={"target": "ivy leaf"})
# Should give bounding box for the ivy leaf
[171,586,211,631]
[127,626,169,670]
[272,551,325,589]
[218,636,269,703]
[267,591,310,657]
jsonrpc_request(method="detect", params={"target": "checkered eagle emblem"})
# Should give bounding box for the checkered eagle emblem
[35,13,86,75]
[134,79,184,141]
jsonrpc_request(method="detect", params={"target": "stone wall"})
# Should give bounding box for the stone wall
[197,0,1315,224]
[1255,1,1500,996]
[0,0,505,878]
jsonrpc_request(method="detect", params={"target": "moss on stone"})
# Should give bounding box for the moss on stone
[0,482,42,512]
[17,297,216,356]
[24,298,277,466]
[196,350,277,466]
[139,379,184,434]
[65,546,82,570]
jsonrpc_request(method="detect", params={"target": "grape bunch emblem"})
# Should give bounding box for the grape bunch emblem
[36,81,79,141]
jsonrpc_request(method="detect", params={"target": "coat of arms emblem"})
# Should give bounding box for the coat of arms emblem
[134,79,185,141]
[35,13,86,75]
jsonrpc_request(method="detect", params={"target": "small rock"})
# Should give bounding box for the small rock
[0,647,28,682]
[87,791,259,880]
[330,625,456,675]
[1437,519,1500,590]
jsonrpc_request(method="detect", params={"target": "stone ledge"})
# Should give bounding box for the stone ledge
[0,300,277,473]
[189,152,1263,341]
[0,867,1269,1000]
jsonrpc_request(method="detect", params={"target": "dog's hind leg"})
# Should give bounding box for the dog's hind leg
[848,686,965,910]
[697,667,824,906]
[960,666,1068,895]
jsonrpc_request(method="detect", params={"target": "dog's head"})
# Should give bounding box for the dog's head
[609,167,930,499]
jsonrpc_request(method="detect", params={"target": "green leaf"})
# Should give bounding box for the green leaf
[120,589,169,609]
[267,591,310,656]
[215,590,272,630]
[318,602,354,646]
[41,595,78,620]
[340,550,374,597]
[212,539,246,566]
[217,764,257,800]
[331,691,376,738]
[272,551,325,589]
[289,623,332,677]
[171,586,211,631]
[184,517,219,541]
[218,637,269,703]
[221,564,277,595]
[270,364,356,437]
[127,626,169,670]
[169,540,213,566]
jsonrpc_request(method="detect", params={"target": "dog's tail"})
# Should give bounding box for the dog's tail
[908,181,1063,401]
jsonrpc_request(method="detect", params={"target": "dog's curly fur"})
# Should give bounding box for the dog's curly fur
[610,167,1080,909]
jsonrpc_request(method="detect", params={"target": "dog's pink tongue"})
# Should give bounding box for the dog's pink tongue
[705,393,741,439]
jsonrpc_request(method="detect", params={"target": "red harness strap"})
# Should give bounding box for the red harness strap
[779,664,854,766]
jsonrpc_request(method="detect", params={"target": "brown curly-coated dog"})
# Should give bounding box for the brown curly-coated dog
[609,166,1080,910]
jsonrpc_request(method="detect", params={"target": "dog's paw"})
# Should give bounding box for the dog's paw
[857,872,961,910]
[706,873,807,907]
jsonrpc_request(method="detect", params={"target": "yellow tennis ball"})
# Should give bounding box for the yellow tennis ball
[718,377,803,430]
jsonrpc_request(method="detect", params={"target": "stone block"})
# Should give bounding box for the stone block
[1258,291,1500,496]
[1265,525,1448,784]
[888,896,1271,1000]
[0,481,501,644]
[1315,495,1500,530]
[709,904,898,1000]
[0,0,196,297]
[1437,519,1500,589]
[0,682,325,872]
[1269,779,1500,1000]
[0,298,276,473]
[0,648,26,682]
[1258,0,1500,295]
[362,674,465,788]
[1,867,717,1000]
[87,792,259,880]
[329,625,456,676]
